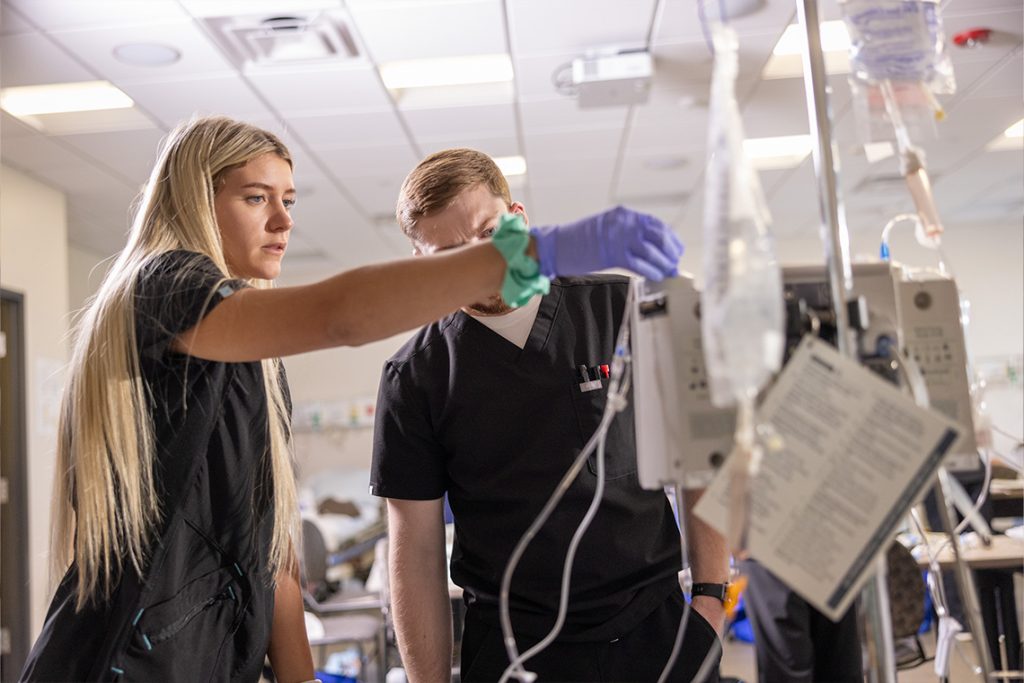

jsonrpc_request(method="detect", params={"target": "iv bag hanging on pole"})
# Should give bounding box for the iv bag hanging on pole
[700,22,785,410]
[700,22,785,551]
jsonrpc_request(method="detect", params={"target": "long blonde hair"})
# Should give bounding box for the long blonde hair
[53,116,299,609]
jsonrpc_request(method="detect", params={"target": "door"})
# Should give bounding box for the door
[1,289,30,680]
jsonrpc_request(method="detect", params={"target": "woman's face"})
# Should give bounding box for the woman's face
[214,152,295,280]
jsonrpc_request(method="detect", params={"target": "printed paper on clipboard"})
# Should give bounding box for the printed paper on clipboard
[694,335,962,621]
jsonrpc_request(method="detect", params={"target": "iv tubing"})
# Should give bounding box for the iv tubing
[497,286,634,683]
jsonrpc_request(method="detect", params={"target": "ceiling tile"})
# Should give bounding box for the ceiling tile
[944,8,1023,66]
[27,157,134,196]
[508,0,656,57]
[51,21,236,83]
[2,132,95,172]
[1,111,38,138]
[519,97,628,134]
[56,128,167,187]
[247,65,393,116]
[341,175,405,217]
[7,0,187,30]
[514,52,584,100]
[348,0,506,62]
[654,0,793,45]
[527,156,616,190]
[615,153,701,202]
[118,75,273,128]
[393,81,514,110]
[957,47,1024,101]
[922,93,1024,172]
[626,101,708,157]
[1,4,34,35]
[419,135,521,160]
[652,33,779,92]
[287,109,409,149]
[742,78,850,139]
[404,102,515,143]
[934,148,1024,214]
[943,0,1024,17]
[0,31,96,86]
[528,183,616,224]
[523,127,623,163]
[315,143,420,181]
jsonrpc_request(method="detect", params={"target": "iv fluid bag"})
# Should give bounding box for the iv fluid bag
[701,24,785,407]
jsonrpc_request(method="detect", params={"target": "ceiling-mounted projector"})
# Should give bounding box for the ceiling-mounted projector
[570,49,653,109]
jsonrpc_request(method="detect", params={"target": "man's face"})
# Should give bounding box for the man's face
[412,183,529,316]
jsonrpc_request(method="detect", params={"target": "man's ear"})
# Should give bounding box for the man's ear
[509,202,530,227]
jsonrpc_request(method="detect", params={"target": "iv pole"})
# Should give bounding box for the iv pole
[793,1,896,680]
[794,2,996,680]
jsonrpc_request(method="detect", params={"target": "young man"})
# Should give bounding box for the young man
[370,149,729,682]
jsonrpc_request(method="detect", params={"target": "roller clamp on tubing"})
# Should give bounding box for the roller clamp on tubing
[492,213,550,308]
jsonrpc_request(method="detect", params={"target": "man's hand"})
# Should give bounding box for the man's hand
[530,206,684,281]
[690,595,726,636]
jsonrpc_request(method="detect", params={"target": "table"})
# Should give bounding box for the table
[915,533,1024,571]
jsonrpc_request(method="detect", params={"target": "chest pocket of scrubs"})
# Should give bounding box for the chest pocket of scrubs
[570,378,637,480]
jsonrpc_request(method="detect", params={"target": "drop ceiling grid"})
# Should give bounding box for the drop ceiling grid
[0,0,1020,262]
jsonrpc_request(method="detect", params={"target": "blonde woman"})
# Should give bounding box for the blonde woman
[19,116,683,683]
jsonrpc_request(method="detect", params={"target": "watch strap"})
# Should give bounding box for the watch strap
[690,582,729,603]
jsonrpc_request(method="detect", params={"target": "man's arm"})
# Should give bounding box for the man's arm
[267,558,316,683]
[387,497,453,683]
[683,488,731,635]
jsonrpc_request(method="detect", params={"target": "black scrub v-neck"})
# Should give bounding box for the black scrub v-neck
[371,275,680,641]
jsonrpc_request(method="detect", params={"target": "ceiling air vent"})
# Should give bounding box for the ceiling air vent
[203,11,360,69]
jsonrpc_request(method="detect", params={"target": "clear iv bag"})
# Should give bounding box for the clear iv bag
[701,23,785,408]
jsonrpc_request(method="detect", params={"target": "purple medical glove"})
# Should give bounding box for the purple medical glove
[529,206,684,281]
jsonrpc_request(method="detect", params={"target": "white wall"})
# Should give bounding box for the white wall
[281,337,408,481]
[67,244,113,316]
[0,165,69,640]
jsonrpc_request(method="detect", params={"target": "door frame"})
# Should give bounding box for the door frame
[1,288,30,679]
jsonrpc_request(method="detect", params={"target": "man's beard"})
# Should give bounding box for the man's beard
[466,293,511,316]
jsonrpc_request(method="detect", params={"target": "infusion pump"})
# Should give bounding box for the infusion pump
[781,261,980,472]
[630,264,981,490]
[631,275,736,491]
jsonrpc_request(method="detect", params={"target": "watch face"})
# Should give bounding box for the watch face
[693,583,728,600]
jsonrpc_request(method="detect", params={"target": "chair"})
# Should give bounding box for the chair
[301,518,387,680]
[886,539,929,670]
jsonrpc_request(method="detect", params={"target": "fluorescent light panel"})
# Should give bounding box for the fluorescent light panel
[380,53,513,90]
[987,119,1024,152]
[493,155,526,177]
[744,134,812,169]
[863,141,895,164]
[0,80,133,116]
[773,20,851,55]
[764,20,851,79]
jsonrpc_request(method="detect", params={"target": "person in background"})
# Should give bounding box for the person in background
[20,117,676,683]
[371,148,730,682]
[739,559,862,683]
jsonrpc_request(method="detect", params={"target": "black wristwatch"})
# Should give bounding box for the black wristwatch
[690,582,729,604]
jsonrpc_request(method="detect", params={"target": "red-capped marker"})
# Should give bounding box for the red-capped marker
[600,364,610,378]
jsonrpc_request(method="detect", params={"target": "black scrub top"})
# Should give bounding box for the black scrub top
[22,250,279,682]
[371,275,681,641]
